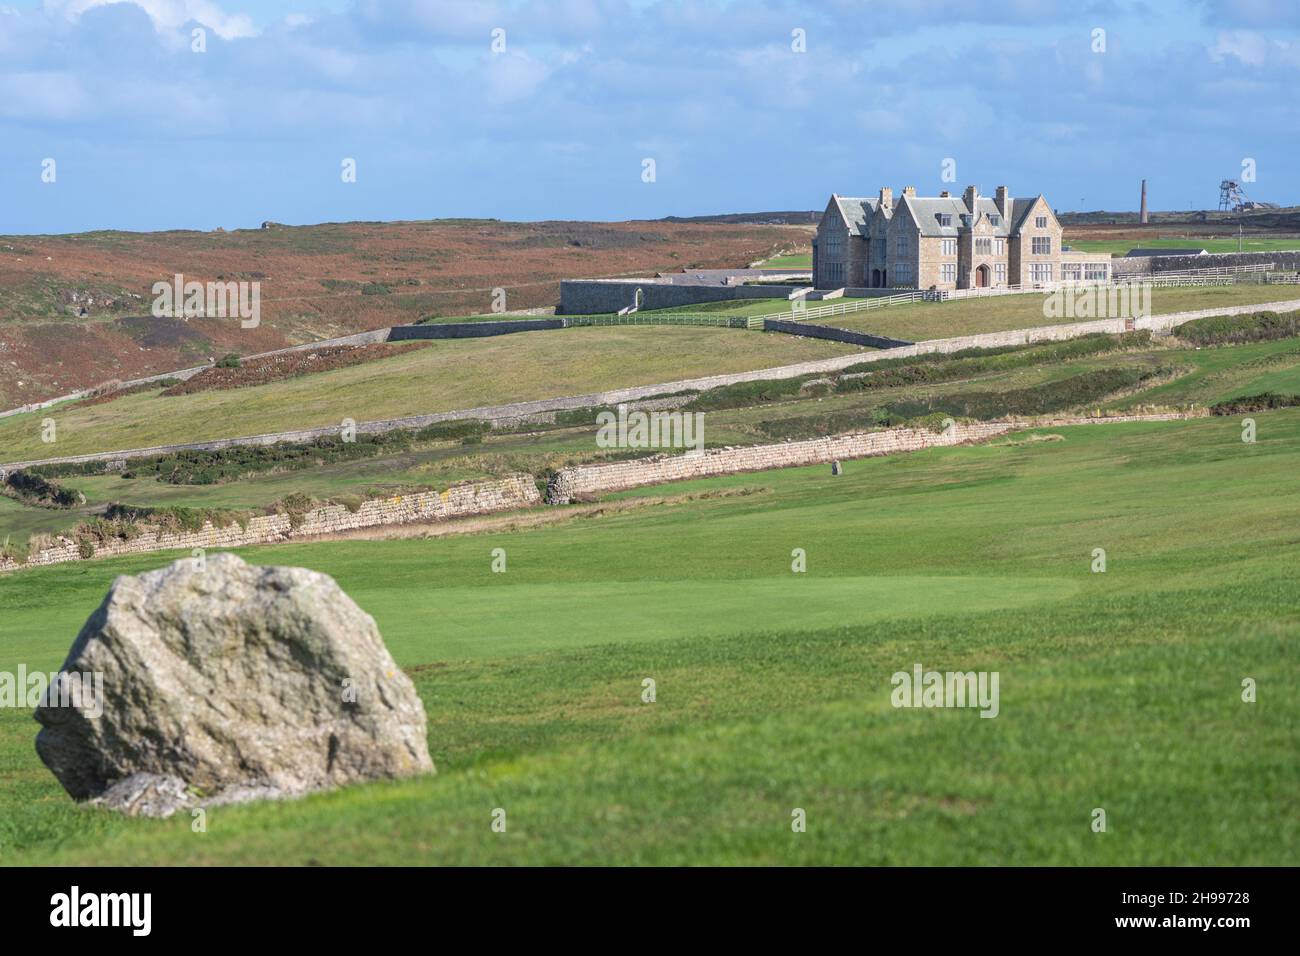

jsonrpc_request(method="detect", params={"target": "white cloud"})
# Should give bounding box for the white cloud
[46,0,257,39]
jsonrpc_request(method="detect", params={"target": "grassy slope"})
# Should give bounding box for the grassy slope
[1066,237,1300,256]
[8,337,1300,542]
[1,411,1297,864]
[0,327,853,460]
[813,285,1300,340]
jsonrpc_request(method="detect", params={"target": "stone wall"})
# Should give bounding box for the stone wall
[1,475,539,573]
[558,279,805,315]
[1111,250,1300,277]
[545,422,1015,503]
[763,319,913,349]
[390,319,564,340]
[545,411,1203,503]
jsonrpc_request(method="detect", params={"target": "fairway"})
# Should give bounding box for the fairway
[2,410,1297,865]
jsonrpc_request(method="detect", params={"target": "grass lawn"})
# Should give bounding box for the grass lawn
[812,285,1300,341]
[1066,237,1300,256]
[0,411,1296,864]
[0,327,853,461]
[759,253,812,268]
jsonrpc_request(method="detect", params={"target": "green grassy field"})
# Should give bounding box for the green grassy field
[1,411,1296,864]
[0,327,853,461]
[8,332,1300,544]
[1066,237,1300,256]
[759,253,812,268]
[810,285,1300,340]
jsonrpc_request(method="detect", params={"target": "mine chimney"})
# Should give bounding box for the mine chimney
[1140,179,1149,224]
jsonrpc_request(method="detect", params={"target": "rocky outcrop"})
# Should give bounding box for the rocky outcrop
[34,553,433,816]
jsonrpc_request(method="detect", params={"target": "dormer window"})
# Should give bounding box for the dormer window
[988,214,1001,226]
[960,214,973,227]
[937,214,952,227]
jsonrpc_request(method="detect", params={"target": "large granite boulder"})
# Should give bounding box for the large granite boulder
[34,553,432,816]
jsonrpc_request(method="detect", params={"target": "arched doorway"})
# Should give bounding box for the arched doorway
[871,269,882,288]
[975,264,990,288]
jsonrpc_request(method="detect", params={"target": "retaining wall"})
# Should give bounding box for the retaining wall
[1111,250,1300,277]
[559,279,806,315]
[763,319,913,349]
[0,475,540,573]
[545,422,1015,503]
[545,412,1204,503]
[390,319,565,340]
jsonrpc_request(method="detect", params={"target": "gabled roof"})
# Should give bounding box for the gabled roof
[893,193,1045,237]
[832,196,880,236]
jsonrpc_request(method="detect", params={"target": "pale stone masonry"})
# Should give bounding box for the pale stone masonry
[546,412,1202,503]
[1,475,540,573]
[546,422,1016,503]
[813,184,1112,291]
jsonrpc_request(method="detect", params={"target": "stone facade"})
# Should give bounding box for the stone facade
[1,475,540,573]
[814,185,1112,292]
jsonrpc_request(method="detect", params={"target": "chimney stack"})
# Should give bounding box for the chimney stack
[1140,179,1149,224]
[878,186,893,211]
[995,185,1009,217]
[902,185,916,197]
[939,190,950,198]
[963,184,979,211]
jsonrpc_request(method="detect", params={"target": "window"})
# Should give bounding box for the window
[1030,263,1054,283]
[895,235,907,255]
[960,214,973,227]
[936,214,952,227]
[1032,236,1051,255]
[825,235,842,257]
[995,263,1007,282]
[1061,263,1082,281]
[825,262,844,283]
[893,262,914,284]
[995,238,1005,255]
[940,263,957,282]
[988,214,1001,226]
[1035,215,1048,228]
[975,238,992,255]
[941,238,957,256]
[1085,263,1108,281]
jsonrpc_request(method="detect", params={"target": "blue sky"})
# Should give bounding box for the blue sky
[1,0,1297,233]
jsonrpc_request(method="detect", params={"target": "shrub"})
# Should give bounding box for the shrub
[274,492,317,529]
[2,471,83,508]
[1176,310,1300,346]
[215,353,242,369]
[1210,392,1300,415]
[883,366,1172,421]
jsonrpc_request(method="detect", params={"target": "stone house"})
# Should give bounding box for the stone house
[812,185,1111,291]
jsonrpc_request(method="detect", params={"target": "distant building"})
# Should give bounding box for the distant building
[812,184,1111,291]
[1125,248,1208,258]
